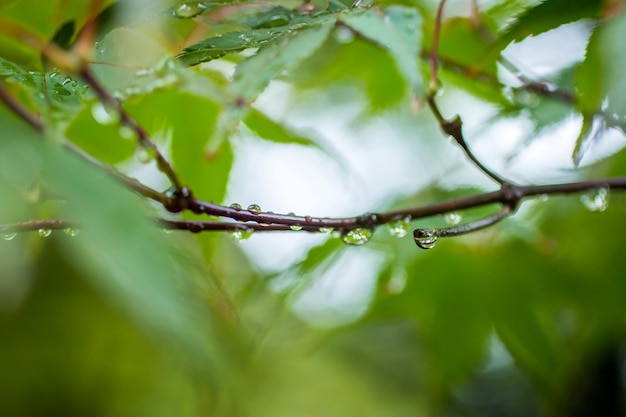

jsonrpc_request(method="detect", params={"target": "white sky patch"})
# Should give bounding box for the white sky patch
[502,21,593,78]
[290,248,385,328]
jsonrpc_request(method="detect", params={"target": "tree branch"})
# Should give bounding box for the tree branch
[78,67,186,191]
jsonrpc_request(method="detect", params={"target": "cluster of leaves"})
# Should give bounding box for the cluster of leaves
[2,0,626,416]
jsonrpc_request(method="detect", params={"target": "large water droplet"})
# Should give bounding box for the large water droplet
[341,228,373,246]
[38,228,52,238]
[442,211,462,226]
[247,204,261,214]
[387,216,411,238]
[580,187,609,212]
[91,102,119,125]
[230,203,242,211]
[174,2,208,18]
[414,229,437,249]
[231,228,253,241]
[63,228,80,237]
[1,231,17,241]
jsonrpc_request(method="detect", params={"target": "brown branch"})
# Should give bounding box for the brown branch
[0,81,44,131]
[4,178,624,237]
[430,0,447,93]
[427,96,507,184]
[78,67,186,191]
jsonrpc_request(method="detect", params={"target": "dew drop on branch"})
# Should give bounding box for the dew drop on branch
[231,228,253,241]
[341,228,373,246]
[247,204,261,214]
[387,216,411,238]
[442,211,462,226]
[414,229,437,249]
[319,227,334,234]
[580,187,609,212]
[63,228,79,237]
[230,203,242,211]
[38,229,52,238]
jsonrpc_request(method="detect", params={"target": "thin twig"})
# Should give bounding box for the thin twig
[427,96,507,184]
[79,67,186,191]
[0,81,44,131]
[430,0,447,93]
[4,178,622,236]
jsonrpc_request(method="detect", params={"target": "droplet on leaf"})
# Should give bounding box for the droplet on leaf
[173,2,208,18]
[414,229,437,249]
[135,145,157,164]
[387,216,411,238]
[91,102,119,125]
[1,231,17,241]
[334,26,354,44]
[580,187,609,212]
[119,126,136,140]
[442,211,462,226]
[341,228,373,246]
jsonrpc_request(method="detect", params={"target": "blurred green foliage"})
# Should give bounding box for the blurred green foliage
[2,0,626,416]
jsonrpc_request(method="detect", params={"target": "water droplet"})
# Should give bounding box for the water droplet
[414,229,437,249]
[580,187,609,212]
[63,228,79,237]
[1,231,17,241]
[334,26,354,44]
[258,14,291,28]
[538,194,549,202]
[341,228,373,246]
[247,204,261,214]
[230,203,242,211]
[174,2,208,18]
[135,145,157,164]
[38,228,52,238]
[319,227,334,234]
[135,68,152,77]
[387,216,411,238]
[442,211,462,226]
[91,102,119,125]
[286,213,303,230]
[231,228,253,241]
[119,125,136,140]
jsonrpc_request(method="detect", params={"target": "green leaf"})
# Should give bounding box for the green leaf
[0,57,85,114]
[231,15,335,102]
[492,0,602,53]
[243,107,321,148]
[573,10,626,164]
[123,90,229,203]
[91,27,169,92]
[177,10,335,67]
[572,113,604,166]
[65,103,135,165]
[340,6,424,96]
